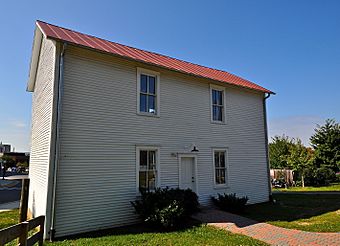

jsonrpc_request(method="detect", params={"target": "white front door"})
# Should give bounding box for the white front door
[180,157,196,191]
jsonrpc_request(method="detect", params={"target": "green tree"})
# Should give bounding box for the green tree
[269,135,294,169]
[310,119,340,172]
[0,155,16,179]
[287,139,314,187]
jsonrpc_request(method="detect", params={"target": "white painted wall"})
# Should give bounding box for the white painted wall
[28,38,56,225]
[52,45,270,237]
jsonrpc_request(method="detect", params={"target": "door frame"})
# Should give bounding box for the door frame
[178,153,198,193]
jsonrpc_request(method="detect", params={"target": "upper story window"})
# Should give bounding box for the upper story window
[137,68,160,116]
[210,85,226,123]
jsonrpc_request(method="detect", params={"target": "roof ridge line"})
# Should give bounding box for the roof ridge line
[35,20,274,94]
[36,20,254,83]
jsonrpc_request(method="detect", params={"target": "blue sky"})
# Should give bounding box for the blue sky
[0,0,339,151]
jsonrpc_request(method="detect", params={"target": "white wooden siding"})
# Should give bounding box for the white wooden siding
[28,38,56,223]
[54,45,269,237]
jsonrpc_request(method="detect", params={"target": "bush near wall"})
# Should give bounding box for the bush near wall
[131,187,199,229]
[212,193,248,214]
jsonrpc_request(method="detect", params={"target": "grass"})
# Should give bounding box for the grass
[0,209,20,246]
[0,210,267,246]
[50,224,267,246]
[0,209,19,229]
[245,193,340,232]
[273,183,340,192]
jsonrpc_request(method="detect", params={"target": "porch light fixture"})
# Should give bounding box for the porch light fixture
[191,146,199,152]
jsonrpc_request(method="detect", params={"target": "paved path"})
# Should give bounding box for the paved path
[193,209,340,246]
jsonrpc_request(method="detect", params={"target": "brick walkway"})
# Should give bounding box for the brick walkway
[193,209,340,246]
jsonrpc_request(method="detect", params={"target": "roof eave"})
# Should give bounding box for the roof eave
[26,24,44,92]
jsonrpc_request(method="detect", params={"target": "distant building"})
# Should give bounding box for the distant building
[0,142,11,156]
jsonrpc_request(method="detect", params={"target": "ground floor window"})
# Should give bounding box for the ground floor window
[214,149,228,186]
[137,147,159,191]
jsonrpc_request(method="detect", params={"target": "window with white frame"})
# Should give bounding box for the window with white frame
[137,148,159,191]
[137,68,160,115]
[211,86,225,122]
[214,150,227,185]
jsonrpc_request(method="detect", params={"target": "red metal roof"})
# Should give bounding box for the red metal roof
[37,21,273,94]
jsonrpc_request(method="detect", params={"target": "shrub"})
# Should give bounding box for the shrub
[336,172,340,182]
[314,167,336,186]
[131,187,199,228]
[303,167,336,186]
[212,193,248,213]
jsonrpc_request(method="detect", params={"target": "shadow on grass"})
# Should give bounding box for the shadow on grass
[244,193,340,223]
[54,218,202,241]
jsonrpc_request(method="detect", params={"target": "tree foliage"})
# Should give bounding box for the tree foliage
[268,135,294,169]
[287,139,314,173]
[0,155,16,179]
[310,119,340,172]
[269,136,314,186]
[0,155,16,168]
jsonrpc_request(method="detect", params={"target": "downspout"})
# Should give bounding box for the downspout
[263,93,273,202]
[50,42,67,241]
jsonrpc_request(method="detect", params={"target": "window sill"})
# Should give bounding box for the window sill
[214,185,229,190]
[211,121,226,125]
[136,189,156,197]
[137,112,160,118]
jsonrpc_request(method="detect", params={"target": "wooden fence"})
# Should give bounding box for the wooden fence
[0,215,44,246]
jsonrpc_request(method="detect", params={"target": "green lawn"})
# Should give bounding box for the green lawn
[273,183,340,192]
[0,209,19,229]
[245,193,340,232]
[0,209,266,246]
[50,225,267,246]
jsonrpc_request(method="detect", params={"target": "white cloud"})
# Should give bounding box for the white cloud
[12,122,26,128]
[268,115,325,146]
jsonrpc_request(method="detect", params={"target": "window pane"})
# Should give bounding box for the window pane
[213,106,222,121]
[220,169,226,184]
[147,170,156,190]
[220,152,225,167]
[217,91,223,105]
[216,169,226,184]
[140,150,147,168]
[148,151,156,170]
[216,169,221,184]
[141,75,147,93]
[217,106,222,121]
[214,152,219,168]
[212,90,217,104]
[140,94,147,112]
[139,171,147,189]
[213,106,217,121]
[149,76,156,94]
[148,95,156,114]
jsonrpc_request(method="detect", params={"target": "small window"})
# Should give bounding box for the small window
[210,85,225,123]
[213,150,228,186]
[212,89,223,121]
[137,68,160,116]
[137,147,159,192]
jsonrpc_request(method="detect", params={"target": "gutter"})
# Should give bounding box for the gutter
[50,42,67,241]
[263,93,272,201]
